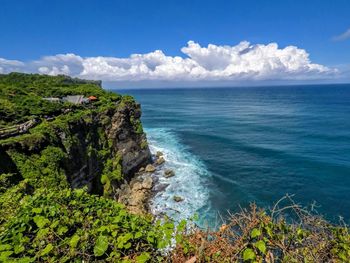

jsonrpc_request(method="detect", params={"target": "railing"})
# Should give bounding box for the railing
[0,119,39,139]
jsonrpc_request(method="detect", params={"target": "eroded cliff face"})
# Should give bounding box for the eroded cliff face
[0,99,152,199]
[107,102,150,177]
[60,101,152,195]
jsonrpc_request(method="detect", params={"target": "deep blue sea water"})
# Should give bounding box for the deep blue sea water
[116,85,350,225]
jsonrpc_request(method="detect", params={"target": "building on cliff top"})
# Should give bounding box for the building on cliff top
[43,97,61,103]
[88,95,98,101]
[62,95,88,104]
[43,95,97,104]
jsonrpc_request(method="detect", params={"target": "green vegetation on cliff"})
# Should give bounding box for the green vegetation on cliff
[0,72,109,126]
[0,72,145,187]
[0,73,164,262]
[1,73,350,262]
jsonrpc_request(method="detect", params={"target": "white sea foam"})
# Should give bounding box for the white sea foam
[145,128,211,223]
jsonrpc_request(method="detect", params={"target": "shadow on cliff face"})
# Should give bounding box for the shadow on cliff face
[58,102,152,197]
[59,119,105,196]
[0,145,22,186]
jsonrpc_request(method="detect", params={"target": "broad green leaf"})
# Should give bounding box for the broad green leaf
[124,232,133,241]
[101,174,108,184]
[124,242,131,249]
[40,243,53,256]
[164,222,174,230]
[297,228,304,238]
[50,220,60,229]
[265,226,273,237]
[183,246,188,254]
[192,213,199,221]
[32,207,42,214]
[250,228,261,239]
[136,252,151,263]
[16,257,35,263]
[157,240,167,249]
[33,215,49,228]
[177,220,187,232]
[75,188,84,197]
[255,240,266,254]
[338,251,347,260]
[135,231,143,239]
[0,244,12,252]
[70,234,80,248]
[243,248,256,261]
[94,235,108,257]
[175,234,183,243]
[97,225,109,232]
[14,244,25,254]
[0,251,13,261]
[146,235,154,243]
[57,226,68,235]
[36,228,49,239]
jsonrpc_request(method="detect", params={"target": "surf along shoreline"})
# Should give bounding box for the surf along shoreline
[117,127,212,227]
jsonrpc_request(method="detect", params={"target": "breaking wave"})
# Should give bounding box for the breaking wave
[145,128,212,223]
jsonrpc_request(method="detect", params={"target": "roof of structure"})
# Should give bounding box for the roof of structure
[62,95,85,104]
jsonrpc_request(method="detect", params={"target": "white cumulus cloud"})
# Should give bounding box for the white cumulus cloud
[0,58,25,74]
[0,41,338,85]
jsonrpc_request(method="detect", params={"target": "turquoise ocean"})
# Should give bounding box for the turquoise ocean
[116,85,350,226]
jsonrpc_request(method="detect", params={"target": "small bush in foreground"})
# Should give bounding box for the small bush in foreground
[171,195,350,263]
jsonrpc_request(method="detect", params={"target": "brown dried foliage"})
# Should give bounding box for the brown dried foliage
[169,195,350,263]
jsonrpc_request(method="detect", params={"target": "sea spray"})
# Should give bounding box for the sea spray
[145,128,212,224]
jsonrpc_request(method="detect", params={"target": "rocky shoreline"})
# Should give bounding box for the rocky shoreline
[116,151,179,216]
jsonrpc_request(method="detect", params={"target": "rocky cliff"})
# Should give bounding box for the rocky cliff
[0,95,152,204]
[0,74,176,262]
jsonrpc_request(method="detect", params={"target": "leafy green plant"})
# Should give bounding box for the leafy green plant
[0,188,174,262]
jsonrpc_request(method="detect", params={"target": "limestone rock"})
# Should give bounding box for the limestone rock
[156,156,165,165]
[173,196,184,202]
[142,176,153,189]
[156,151,163,157]
[118,175,153,215]
[145,164,156,173]
[164,169,175,178]
[132,182,143,191]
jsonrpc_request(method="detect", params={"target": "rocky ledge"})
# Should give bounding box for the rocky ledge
[116,173,153,215]
[116,151,171,215]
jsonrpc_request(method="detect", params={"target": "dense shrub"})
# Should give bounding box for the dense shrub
[0,188,175,262]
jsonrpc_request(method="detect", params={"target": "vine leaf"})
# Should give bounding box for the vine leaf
[250,228,261,239]
[94,235,108,257]
[136,252,151,263]
[69,234,80,248]
[33,216,49,228]
[40,243,53,256]
[243,248,256,261]
[255,240,266,254]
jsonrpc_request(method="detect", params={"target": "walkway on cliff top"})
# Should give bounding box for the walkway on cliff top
[0,119,39,139]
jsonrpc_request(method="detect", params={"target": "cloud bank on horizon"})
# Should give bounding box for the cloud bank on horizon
[0,41,339,85]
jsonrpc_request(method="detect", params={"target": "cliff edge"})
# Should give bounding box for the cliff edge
[0,73,152,215]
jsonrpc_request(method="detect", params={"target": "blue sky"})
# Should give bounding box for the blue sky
[0,0,349,87]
